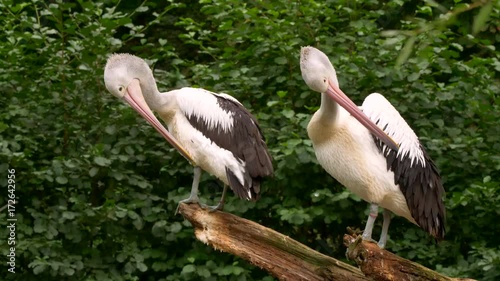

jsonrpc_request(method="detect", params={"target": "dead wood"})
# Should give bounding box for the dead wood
[343,233,477,281]
[178,203,475,281]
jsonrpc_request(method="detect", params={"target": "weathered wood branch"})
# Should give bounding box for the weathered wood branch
[343,234,477,281]
[178,203,367,281]
[178,203,476,281]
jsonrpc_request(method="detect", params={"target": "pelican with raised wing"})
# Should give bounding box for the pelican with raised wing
[300,46,445,248]
[104,54,273,211]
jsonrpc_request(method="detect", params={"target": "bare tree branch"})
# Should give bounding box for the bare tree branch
[178,203,368,280]
[179,203,477,281]
[343,234,477,281]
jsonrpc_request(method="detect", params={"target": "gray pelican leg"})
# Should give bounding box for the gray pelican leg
[208,184,228,212]
[377,209,392,248]
[176,167,206,214]
[362,203,379,242]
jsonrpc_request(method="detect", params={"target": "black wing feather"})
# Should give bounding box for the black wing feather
[363,94,445,239]
[186,94,273,200]
[374,136,446,240]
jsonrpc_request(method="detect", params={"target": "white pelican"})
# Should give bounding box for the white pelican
[300,46,445,248]
[103,54,273,211]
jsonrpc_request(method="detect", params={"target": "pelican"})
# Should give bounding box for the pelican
[300,46,445,248]
[103,54,273,211]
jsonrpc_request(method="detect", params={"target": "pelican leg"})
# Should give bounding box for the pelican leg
[208,184,228,212]
[361,203,379,243]
[176,167,206,214]
[377,209,392,248]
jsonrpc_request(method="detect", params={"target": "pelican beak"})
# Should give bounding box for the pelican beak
[325,80,399,151]
[123,79,194,163]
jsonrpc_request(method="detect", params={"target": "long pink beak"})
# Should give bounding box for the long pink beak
[325,80,399,151]
[123,79,194,163]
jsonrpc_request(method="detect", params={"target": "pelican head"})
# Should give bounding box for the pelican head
[104,54,158,100]
[299,46,399,151]
[103,54,193,162]
[300,46,339,93]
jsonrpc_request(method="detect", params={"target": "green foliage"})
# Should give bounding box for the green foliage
[0,0,498,280]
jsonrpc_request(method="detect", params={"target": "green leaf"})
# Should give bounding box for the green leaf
[10,2,31,13]
[34,220,46,233]
[0,122,8,133]
[169,222,182,233]
[266,100,279,107]
[62,211,77,220]
[89,167,99,177]
[396,36,416,67]
[117,252,127,263]
[104,125,116,135]
[277,91,287,98]
[433,119,444,128]
[63,267,75,276]
[450,43,463,52]
[136,6,149,12]
[181,264,196,274]
[472,2,493,35]
[55,176,68,184]
[132,218,144,230]
[220,265,233,275]
[281,109,294,119]
[287,139,302,148]
[198,267,211,277]
[33,265,46,275]
[232,266,244,275]
[483,176,491,183]
[111,171,124,180]
[407,72,420,82]
[158,39,167,46]
[94,156,111,167]
[274,57,288,65]
[137,262,148,272]
[116,209,127,218]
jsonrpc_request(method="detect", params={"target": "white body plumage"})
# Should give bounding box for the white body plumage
[300,46,445,247]
[309,93,418,223]
[157,88,250,193]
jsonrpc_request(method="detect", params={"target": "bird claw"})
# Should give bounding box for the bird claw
[361,235,387,248]
[361,234,377,244]
[175,196,205,214]
[206,201,225,213]
[377,240,386,249]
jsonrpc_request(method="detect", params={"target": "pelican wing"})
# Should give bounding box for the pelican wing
[176,88,273,200]
[362,93,446,239]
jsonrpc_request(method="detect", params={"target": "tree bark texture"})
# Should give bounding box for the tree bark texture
[343,234,477,281]
[178,203,476,281]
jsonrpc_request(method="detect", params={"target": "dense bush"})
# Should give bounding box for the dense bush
[0,0,498,280]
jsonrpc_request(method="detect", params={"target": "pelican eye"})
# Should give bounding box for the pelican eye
[118,86,124,92]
